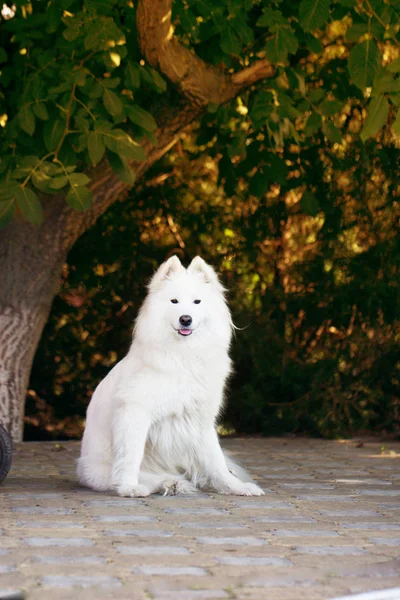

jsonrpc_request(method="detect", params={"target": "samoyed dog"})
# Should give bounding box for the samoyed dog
[77,256,264,497]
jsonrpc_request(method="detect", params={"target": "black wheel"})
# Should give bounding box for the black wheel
[0,423,12,484]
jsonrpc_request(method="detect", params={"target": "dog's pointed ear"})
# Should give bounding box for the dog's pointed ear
[149,255,184,290]
[187,256,224,290]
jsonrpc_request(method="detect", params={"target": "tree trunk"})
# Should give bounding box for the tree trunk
[0,220,67,441]
[0,100,201,442]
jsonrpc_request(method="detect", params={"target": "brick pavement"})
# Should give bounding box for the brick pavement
[0,438,400,600]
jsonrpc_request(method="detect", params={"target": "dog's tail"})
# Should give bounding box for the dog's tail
[223,450,257,484]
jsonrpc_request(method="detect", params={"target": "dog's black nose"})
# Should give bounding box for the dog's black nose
[179,315,192,327]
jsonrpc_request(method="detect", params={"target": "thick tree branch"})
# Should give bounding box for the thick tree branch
[49,0,276,252]
[136,0,275,106]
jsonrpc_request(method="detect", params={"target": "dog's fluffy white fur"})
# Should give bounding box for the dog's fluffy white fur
[77,256,264,497]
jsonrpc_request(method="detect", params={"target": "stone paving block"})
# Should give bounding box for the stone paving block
[296,495,356,502]
[133,566,207,576]
[370,538,400,546]
[178,521,248,529]
[92,515,156,522]
[196,536,266,546]
[33,555,107,564]
[272,529,340,537]
[116,545,191,555]
[252,515,316,523]
[340,523,400,530]
[24,537,93,547]
[280,483,335,489]
[15,520,85,529]
[84,499,144,507]
[152,591,229,599]
[163,508,229,515]
[215,556,292,566]
[318,510,381,517]
[294,546,369,555]
[10,506,73,514]
[41,575,122,588]
[358,490,400,496]
[0,564,17,573]
[6,493,64,499]
[233,500,294,508]
[103,529,173,537]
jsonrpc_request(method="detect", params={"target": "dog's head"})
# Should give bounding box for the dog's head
[135,256,232,347]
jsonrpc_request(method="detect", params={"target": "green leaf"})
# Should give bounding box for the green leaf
[249,170,270,196]
[345,24,369,42]
[126,105,157,132]
[49,176,69,190]
[387,58,400,73]
[348,39,381,90]
[15,187,43,225]
[299,0,330,31]
[19,105,35,136]
[73,68,89,87]
[360,95,389,141]
[68,173,91,187]
[304,34,323,54]
[84,17,125,51]
[308,88,325,103]
[0,48,8,63]
[103,129,146,161]
[0,198,15,228]
[63,25,81,41]
[102,77,121,89]
[0,183,19,202]
[373,71,400,95]
[319,99,343,116]
[393,110,400,136]
[141,67,167,93]
[265,26,298,64]
[322,121,342,143]
[85,0,116,11]
[220,25,242,55]
[250,91,274,128]
[102,88,123,116]
[107,151,136,185]
[44,118,65,152]
[88,132,106,166]
[256,8,285,27]
[125,62,141,90]
[33,102,49,121]
[31,170,54,193]
[66,186,93,211]
[300,190,320,216]
[305,111,322,135]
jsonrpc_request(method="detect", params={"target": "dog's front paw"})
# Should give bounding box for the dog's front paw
[218,481,265,497]
[116,483,150,498]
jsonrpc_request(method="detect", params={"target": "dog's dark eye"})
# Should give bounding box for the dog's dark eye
[194,299,201,304]
[171,299,179,304]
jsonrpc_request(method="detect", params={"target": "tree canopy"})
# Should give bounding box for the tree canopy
[1,0,400,227]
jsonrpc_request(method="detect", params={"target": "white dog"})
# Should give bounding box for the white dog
[77,256,264,497]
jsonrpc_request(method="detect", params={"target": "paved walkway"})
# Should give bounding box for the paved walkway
[0,438,400,600]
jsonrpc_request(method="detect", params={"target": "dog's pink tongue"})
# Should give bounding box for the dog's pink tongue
[179,329,192,336]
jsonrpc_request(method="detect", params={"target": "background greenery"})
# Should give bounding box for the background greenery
[1,0,399,439]
[27,124,400,439]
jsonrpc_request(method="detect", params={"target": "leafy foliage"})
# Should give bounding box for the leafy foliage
[28,126,400,440]
[1,0,400,226]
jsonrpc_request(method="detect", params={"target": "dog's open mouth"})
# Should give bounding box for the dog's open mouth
[178,328,192,336]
